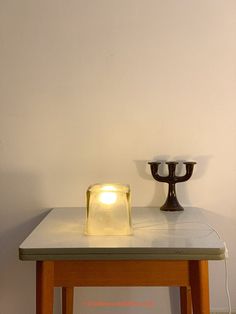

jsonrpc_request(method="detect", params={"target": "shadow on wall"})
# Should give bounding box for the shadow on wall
[134,154,212,207]
[0,171,52,314]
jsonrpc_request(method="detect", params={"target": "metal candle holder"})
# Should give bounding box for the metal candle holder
[148,161,196,211]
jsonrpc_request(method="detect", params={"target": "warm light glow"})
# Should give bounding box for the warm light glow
[99,191,117,205]
[101,185,117,191]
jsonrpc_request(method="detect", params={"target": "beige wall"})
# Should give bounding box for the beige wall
[0,0,236,313]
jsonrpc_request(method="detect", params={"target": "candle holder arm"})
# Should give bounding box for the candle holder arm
[175,162,196,183]
[148,162,169,182]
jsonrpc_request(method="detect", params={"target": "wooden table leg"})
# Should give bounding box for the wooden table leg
[180,286,192,314]
[62,287,74,314]
[36,261,54,314]
[190,260,210,314]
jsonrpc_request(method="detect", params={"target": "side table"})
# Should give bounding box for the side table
[19,207,225,314]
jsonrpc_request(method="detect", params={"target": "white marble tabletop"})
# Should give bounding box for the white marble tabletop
[19,207,225,261]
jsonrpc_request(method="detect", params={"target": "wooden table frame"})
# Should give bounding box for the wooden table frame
[36,259,210,314]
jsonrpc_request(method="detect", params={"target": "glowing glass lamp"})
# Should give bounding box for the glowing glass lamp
[85,183,132,235]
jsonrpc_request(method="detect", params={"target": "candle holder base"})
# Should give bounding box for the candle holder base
[160,198,184,211]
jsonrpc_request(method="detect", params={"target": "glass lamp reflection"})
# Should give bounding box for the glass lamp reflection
[85,183,132,235]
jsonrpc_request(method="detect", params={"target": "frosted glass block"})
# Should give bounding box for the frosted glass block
[85,183,132,235]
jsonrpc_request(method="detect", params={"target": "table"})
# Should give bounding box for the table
[19,207,225,314]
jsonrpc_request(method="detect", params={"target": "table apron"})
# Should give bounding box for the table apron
[47,260,191,287]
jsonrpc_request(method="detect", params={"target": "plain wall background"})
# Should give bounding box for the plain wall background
[0,0,235,313]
